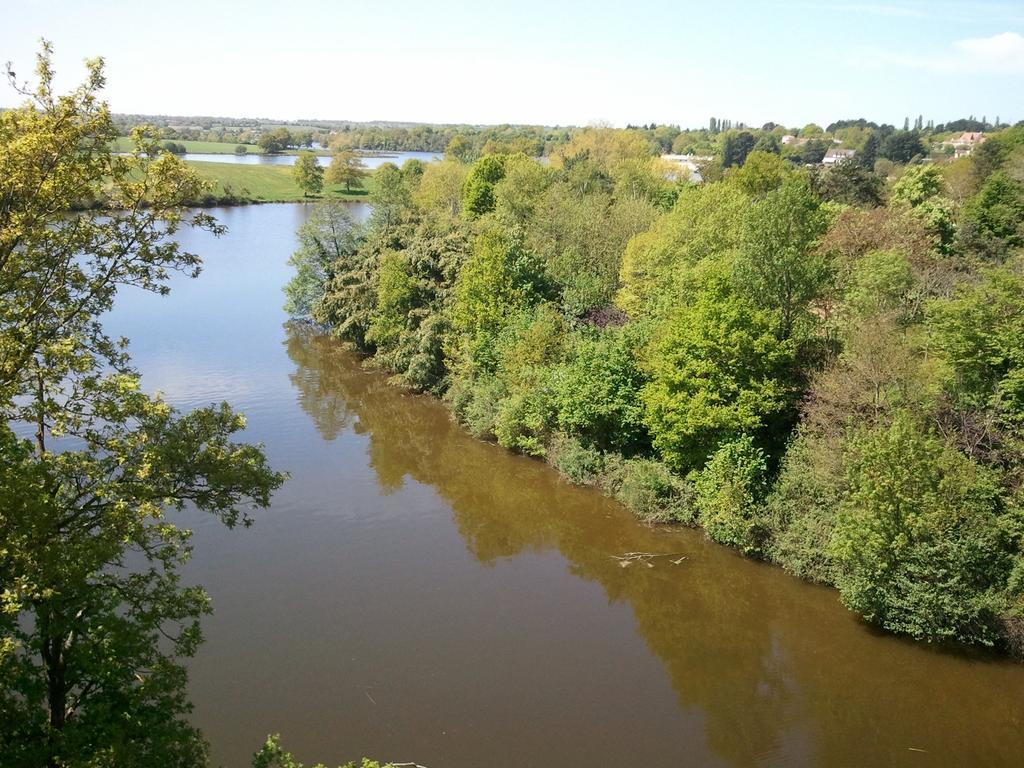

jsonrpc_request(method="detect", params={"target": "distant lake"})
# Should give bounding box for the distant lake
[182,150,441,170]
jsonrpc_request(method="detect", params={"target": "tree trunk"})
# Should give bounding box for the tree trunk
[42,626,67,768]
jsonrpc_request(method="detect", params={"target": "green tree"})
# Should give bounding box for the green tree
[721,131,756,168]
[811,160,884,206]
[325,150,368,191]
[831,414,1018,645]
[734,176,830,338]
[414,160,468,217]
[258,127,292,154]
[641,261,798,471]
[444,134,474,163]
[726,150,790,197]
[928,262,1024,424]
[859,132,879,169]
[369,162,412,230]
[960,171,1024,255]
[292,151,324,197]
[461,154,507,219]
[550,326,650,454]
[0,46,285,767]
[752,133,781,155]
[694,436,769,554]
[617,182,748,317]
[880,131,924,163]
[890,164,956,253]
[283,202,364,317]
[450,227,545,338]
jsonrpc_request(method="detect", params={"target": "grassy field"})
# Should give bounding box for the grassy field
[113,137,263,154]
[186,160,373,204]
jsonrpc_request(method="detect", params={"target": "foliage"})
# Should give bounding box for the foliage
[727,150,790,196]
[640,261,798,472]
[734,176,830,338]
[283,203,364,317]
[461,154,507,219]
[606,455,695,524]
[765,429,845,583]
[548,433,606,485]
[880,131,924,163]
[960,171,1024,256]
[257,126,293,153]
[0,45,285,767]
[450,226,549,371]
[292,151,324,197]
[928,262,1024,424]
[721,131,756,167]
[811,160,884,206]
[694,436,769,554]
[325,150,368,191]
[890,165,956,252]
[831,414,1019,645]
[251,734,396,768]
[550,326,650,454]
[617,182,748,317]
[285,115,1024,654]
[844,249,916,320]
[414,159,468,217]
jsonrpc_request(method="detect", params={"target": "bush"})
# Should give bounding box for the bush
[550,326,650,455]
[457,376,505,439]
[548,433,606,485]
[493,386,552,457]
[606,455,695,524]
[830,414,1018,645]
[694,436,769,554]
[764,431,845,582]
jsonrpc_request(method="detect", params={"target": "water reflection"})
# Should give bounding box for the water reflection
[284,322,1024,768]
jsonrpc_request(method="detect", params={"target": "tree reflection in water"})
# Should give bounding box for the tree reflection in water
[285,321,1024,768]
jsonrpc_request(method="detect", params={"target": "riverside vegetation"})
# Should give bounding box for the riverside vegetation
[286,124,1024,654]
[3,38,1024,768]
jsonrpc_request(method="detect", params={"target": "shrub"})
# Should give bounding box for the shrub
[830,413,1018,645]
[458,376,505,439]
[694,436,769,555]
[606,456,695,524]
[548,433,606,485]
[493,386,553,457]
[550,326,650,455]
[764,430,845,582]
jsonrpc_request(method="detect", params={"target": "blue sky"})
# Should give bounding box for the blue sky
[2,0,1022,127]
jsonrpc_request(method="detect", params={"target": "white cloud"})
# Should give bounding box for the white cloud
[871,31,1024,74]
[954,31,1024,71]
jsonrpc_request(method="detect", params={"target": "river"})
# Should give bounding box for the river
[103,203,1024,768]
[180,150,441,170]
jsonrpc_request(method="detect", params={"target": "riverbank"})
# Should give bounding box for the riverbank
[112,136,265,154]
[114,136,433,159]
[185,160,374,204]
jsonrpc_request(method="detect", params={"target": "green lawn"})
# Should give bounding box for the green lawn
[186,160,373,204]
[113,137,263,154]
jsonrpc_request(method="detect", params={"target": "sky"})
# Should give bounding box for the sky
[2,0,1023,128]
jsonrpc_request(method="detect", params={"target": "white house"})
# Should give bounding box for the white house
[822,148,857,166]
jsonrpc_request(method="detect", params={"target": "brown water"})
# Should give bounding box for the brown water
[106,204,1024,768]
